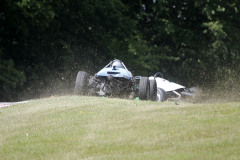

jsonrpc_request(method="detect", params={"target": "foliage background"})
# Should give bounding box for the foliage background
[0,0,239,101]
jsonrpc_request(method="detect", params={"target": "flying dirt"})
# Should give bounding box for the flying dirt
[74,59,197,102]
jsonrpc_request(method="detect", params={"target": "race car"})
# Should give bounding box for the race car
[74,59,197,101]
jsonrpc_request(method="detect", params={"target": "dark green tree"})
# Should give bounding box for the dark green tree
[0,0,239,100]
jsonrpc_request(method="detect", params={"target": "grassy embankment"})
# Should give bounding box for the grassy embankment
[1,96,240,160]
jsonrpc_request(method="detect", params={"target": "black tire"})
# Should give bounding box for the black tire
[74,71,88,95]
[139,77,150,100]
[149,79,157,101]
[157,88,166,102]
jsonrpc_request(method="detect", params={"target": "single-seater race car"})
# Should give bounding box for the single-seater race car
[74,59,197,101]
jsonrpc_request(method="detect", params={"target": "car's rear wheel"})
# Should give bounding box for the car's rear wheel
[149,79,157,101]
[74,71,88,95]
[139,77,150,100]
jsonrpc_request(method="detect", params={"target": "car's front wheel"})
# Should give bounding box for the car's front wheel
[157,88,166,102]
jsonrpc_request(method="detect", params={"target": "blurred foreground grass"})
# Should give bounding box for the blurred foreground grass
[0,96,240,160]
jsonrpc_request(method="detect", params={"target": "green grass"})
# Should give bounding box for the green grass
[1,96,240,160]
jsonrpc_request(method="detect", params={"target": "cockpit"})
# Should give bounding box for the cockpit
[106,60,125,69]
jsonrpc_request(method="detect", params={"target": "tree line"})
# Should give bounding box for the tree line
[1,0,240,101]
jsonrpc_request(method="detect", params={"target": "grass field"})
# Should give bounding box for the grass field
[1,96,240,160]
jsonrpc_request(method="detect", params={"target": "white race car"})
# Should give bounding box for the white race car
[74,59,197,102]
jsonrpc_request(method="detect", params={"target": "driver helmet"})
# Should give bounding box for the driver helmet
[112,60,124,68]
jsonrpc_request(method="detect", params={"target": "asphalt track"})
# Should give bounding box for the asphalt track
[0,101,29,109]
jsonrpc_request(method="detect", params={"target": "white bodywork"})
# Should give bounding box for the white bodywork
[149,76,185,101]
[149,76,185,92]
